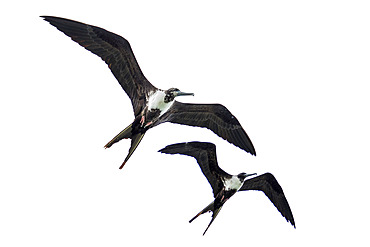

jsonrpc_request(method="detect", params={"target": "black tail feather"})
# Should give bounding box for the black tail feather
[104,124,133,149]
[119,132,145,169]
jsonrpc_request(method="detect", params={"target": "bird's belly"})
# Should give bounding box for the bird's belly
[154,101,174,117]
[147,92,174,117]
[141,101,173,127]
[146,109,161,121]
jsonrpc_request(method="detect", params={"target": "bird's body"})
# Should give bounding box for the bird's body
[159,141,295,235]
[42,16,256,168]
[104,87,194,167]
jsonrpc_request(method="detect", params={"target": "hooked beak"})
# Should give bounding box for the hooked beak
[176,91,194,97]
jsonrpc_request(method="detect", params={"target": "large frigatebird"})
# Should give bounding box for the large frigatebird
[41,16,256,168]
[159,141,295,235]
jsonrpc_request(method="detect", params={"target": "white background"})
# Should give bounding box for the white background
[1,1,369,246]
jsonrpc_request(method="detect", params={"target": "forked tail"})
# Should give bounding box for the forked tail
[189,201,224,235]
[104,121,146,169]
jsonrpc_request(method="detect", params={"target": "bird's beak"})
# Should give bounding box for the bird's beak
[176,91,194,97]
[246,173,257,178]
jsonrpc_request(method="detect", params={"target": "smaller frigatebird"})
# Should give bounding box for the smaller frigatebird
[159,141,295,235]
[41,16,256,169]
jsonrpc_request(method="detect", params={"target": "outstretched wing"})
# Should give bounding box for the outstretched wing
[240,173,295,227]
[41,16,156,116]
[161,102,256,156]
[159,142,230,196]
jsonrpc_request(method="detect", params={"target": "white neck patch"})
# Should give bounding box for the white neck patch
[224,175,243,191]
[147,90,175,116]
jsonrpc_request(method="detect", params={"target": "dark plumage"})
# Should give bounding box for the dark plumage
[41,16,256,168]
[159,141,295,235]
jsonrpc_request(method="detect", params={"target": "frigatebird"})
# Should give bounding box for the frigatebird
[41,16,256,168]
[159,141,295,235]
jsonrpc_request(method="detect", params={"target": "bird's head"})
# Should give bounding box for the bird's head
[164,88,194,103]
[237,172,256,182]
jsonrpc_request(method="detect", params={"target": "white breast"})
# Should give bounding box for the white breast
[147,91,174,116]
[224,175,243,191]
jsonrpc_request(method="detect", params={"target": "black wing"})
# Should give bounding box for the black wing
[240,173,295,227]
[159,142,230,196]
[161,102,256,156]
[41,16,156,116]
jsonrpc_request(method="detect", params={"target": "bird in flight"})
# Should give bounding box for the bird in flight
[159,141,295,235]
[41,16,256,168]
